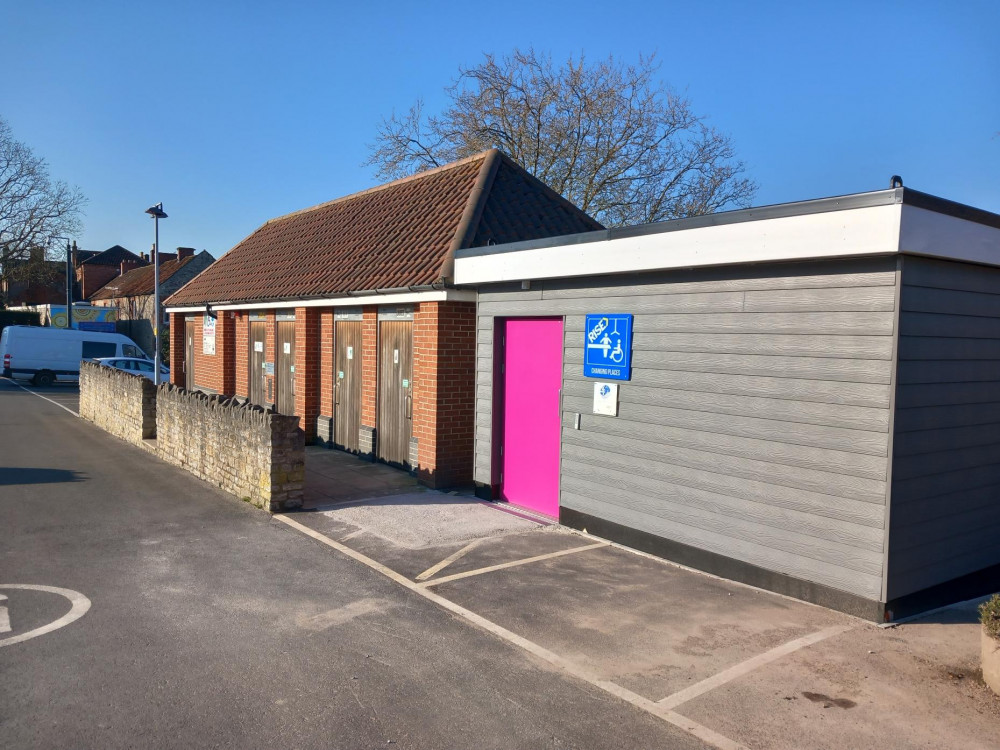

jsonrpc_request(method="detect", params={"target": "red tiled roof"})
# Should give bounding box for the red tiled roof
[166,150,601,306]
[90,255,198,300]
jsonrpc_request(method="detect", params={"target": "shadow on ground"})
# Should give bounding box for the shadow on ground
[0,467,87,485]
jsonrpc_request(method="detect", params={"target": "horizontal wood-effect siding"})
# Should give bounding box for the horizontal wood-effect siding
[888,257,1000,599]
[474,258,896,600]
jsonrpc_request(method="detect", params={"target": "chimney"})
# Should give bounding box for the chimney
[177,247,195,260]
[140,252,149,263]
[120,260,139,275]
[150,242,157,265]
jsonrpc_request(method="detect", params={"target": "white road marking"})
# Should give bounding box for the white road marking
[415,538,483,581]
[339,529,365,542]
[297,598,390,632]
[0,594,10,633]
[0,584,91,648]
[273,514,746,750]
[418,542,609,588]
[6,380,79,416]
[657,623,855,709]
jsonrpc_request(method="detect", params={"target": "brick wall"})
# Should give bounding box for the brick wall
[361,307,377,428]
[433,301,477,486]
[169,313,185,386]
[156,385,304,511]
[319,309,335,418]
[79,361,156,443]
[294,307,320,440]
[411,301,477,488]
[235,313,248,397]
[78,264,119,299]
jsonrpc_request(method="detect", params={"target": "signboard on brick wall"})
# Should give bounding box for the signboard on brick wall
[202,314,216,355]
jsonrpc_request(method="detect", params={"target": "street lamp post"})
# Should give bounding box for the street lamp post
[144,203,168,386]
[50,236,72,329]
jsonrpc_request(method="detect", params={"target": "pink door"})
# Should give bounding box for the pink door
[500,318,563,517]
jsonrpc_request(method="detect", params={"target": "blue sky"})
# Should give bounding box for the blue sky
[2,0,997,257]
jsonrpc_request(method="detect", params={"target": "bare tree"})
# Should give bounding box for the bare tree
[367,49,756,227]
[0,115,85,306]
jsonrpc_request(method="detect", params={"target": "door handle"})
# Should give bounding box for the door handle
[405,394,412,419]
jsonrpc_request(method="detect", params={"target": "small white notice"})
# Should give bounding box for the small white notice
[254,341,264,352]
[283,342,291,354]
[202,315,216,355]
[393,349,399,364]
[593,382,619,416]
[347,346,353,360]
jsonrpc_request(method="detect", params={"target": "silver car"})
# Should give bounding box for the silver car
[96,357,169,382]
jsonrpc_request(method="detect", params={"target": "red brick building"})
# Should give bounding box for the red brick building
[164,150,599,488]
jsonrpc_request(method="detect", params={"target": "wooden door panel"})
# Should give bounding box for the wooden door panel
[276,321,296,415]
[249,322,267,406]
[334,321,362,452]
[377,321,412,466]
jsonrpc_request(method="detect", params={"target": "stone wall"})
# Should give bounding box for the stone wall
[156,385,304,512]
[79,360,156,443]
[79,364,304,512]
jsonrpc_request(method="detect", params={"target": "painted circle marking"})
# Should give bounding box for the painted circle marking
[0,584,91,648]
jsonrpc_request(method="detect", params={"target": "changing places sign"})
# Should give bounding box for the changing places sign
[584,314,633,381]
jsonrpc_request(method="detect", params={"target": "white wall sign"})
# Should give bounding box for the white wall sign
[202,315,216,355]
[283,342,291,354]
[347,346,353,360]
[593,382,619,416]
[254,341,264,352]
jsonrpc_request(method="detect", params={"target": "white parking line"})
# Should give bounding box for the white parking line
[415,538,482,581]
[418,542,609,588]
[273,514,746,750]
[6,380,79,416]
[657,623,855,709]
[0,584,91,648]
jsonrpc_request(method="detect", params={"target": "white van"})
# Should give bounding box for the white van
[0,326,149,386]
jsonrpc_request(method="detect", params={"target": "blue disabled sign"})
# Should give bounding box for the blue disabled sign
[584,314,633,381]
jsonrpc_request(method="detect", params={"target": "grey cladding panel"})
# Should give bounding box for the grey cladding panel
[887,256,1000,600]
[473,257,895,600]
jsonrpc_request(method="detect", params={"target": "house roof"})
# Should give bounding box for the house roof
[166,150,601,306]
[80,245,145,267]
[90,254,207,300]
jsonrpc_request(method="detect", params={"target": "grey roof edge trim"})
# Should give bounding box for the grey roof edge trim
[455,187,1000,260]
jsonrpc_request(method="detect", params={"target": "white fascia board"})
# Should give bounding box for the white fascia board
[454,204,903,284]
[899,205,1000,266]
[164,289,476,313]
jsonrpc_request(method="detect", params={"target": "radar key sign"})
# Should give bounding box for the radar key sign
[584,314,633,381]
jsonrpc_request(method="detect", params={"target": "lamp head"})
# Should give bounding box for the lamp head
[145,203,168,219]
